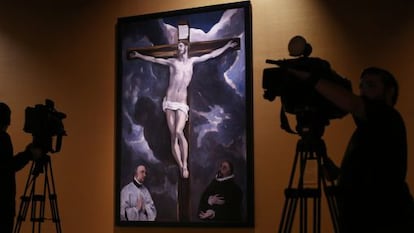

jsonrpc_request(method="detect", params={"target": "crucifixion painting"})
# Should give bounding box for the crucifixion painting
[128,36,240,178]
[117,2,252,225]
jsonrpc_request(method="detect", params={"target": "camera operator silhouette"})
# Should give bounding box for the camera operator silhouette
[285,36,414,233]
[0,102,42,233]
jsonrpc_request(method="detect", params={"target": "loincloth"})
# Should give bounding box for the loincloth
[162,98,189,120]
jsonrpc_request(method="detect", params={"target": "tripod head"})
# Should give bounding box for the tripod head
[279,104,329,143]
[292,109,341,181]
[294,109,328,140]
[31,154,51,177]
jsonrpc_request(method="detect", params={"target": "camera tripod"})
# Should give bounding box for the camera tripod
[278,134,340,233]
[14,154,62,233]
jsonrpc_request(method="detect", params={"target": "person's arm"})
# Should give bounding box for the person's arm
[198,183,216,220]
[193,40,238,63]
[0,132,13,170]
[0,133,32,172]
[129,51,171,66]
[216,185,243,221]
[288,69,366,119]
[142,189,157,221]
[199,194,225,220]
[120,187,139,221]
[12,150,31,171]
[199,209,216,220]
[13,144,42,171]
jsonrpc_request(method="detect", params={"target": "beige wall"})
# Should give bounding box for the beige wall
[1,0,413,233]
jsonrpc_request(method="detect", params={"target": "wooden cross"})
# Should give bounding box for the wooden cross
[127,38,240,59]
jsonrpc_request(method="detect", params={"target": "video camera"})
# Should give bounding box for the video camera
[23,99,67,154]
[262,36,352,136]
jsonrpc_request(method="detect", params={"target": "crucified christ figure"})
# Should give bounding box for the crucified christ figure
[129,40,238,179]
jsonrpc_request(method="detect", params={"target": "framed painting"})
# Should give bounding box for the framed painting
[115,1,253,227]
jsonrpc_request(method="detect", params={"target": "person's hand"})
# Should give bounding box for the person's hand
[286,68,323,88]
[136,194,144,211]
[286,68,311,81]
[322,157,340,181]
[129,51,139,58]
[208,194,225,205]
[228,40,238,49]
[199,209,215,219]
[26,143,43,160]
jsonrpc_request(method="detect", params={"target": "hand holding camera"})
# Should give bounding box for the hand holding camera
[25,143,44,161]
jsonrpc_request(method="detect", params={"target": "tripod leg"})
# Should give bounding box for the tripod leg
[300,196,306,233]
[278,142,303,233]
[44,157,62,233]
[14,162,36,233]
[317,141,340,233]
[278,190,299,233]
[279,141,310,233]
[31,193,45,233]
[312,149,322,233]
[279,138,340,233]
[14,157,63,233]
[322,177,340,233]
[299,150,308,233]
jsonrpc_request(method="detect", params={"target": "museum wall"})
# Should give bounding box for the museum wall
[1,0,413,233]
